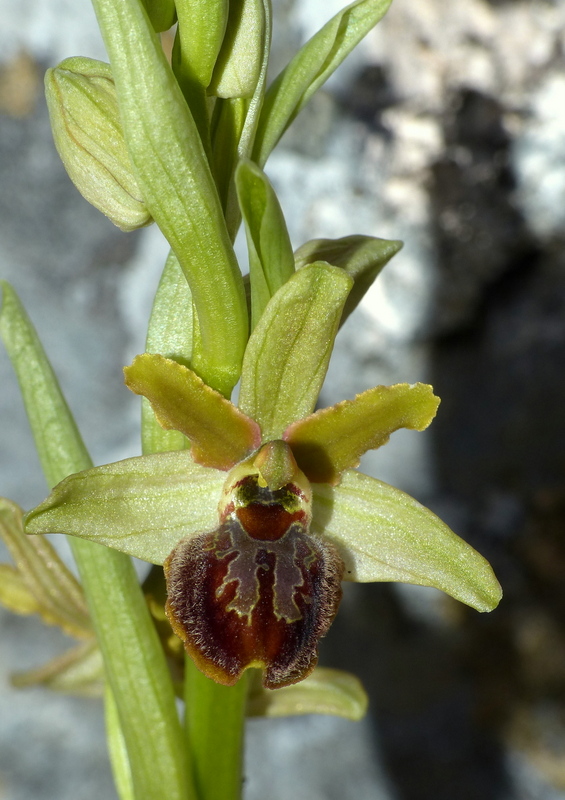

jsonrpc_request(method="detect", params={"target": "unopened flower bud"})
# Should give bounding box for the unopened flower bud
[45,57,152,232]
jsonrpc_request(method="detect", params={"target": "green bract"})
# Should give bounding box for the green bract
[236,159,295,329]
[91,0,248,396]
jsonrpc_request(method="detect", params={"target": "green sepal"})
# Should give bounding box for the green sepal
[246,666,368,720]
[285,383,440,484]
[209,0,265,99]
[45,57,152,232]
[238,262,353,440]
[0,497,91,637]
[0,565,41,616]
[25,452,227,566]
[91,0,248,396]
[253,0,393,165]
[294,235,403,325]
[125,353,261,470]
[12,640,104,697]
[312,470,503,613]
[140,0,176,32]
[236,158,295,329]
[142,251,193,456]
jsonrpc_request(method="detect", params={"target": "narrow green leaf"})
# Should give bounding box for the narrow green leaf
[105,684,136,800]
[0,282,192,800]
[209,0,265,99]
[126,353,261,469]
[0,497,91,637]
[91,0,248,395]
[238,262,353,440]
[312,470,503,612]
[0,281,91,485]
[294,235,403,325]
[0,565,40,615]
[285,383,440,484]
[236,158,295,329]
[142,251,193,456]
[12,640,104,697]
[25,452,227,566]
[247,666,368,720]
[85,552,193,800]
[253,0,392,166]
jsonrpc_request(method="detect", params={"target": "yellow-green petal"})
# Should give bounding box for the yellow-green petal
[247,666,368,720]
[312,470,502,613]
[239,262,353,440]
[25,452,227,565]
[125,353,261,470]
[285,383,440,484]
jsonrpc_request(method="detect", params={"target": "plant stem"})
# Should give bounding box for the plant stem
[185,657,248,800]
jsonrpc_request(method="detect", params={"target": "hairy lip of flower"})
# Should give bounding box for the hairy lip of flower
[164,449,344,689]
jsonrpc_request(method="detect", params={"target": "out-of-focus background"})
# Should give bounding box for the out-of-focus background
[2,0,565,797]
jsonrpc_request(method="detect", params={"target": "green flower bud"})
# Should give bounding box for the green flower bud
[45,57,152,232]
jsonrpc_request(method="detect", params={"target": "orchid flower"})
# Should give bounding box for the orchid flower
[25,262,501,690]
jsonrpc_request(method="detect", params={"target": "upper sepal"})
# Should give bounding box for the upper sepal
[238,262,353,441]
[209,0,265,98]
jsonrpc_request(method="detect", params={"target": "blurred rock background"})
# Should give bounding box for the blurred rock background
[1,0,565,797]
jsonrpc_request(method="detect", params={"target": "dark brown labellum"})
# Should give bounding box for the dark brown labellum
[164,473,343,688]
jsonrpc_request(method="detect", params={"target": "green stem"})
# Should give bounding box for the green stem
[185,658,248,800]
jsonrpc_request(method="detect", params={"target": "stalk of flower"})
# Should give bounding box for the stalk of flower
[24,263,502,691]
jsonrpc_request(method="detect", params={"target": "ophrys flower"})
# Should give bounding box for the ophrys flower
[25,263,502,689]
